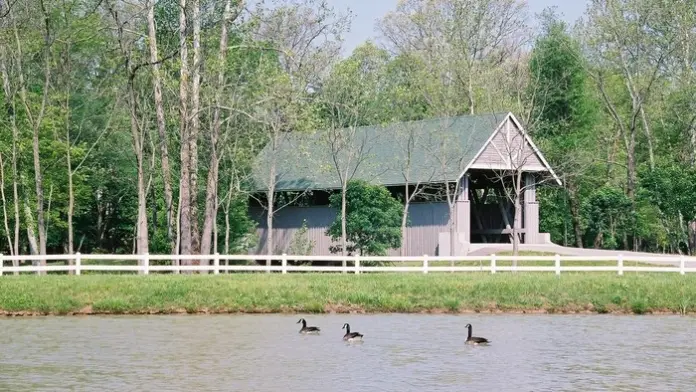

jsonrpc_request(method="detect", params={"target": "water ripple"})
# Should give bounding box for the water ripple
[0,314,694,391]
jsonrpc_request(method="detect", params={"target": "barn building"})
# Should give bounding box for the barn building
[249,112,561,256]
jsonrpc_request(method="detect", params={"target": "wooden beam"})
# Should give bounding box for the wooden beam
[472,228,527,235]
[469,188,487,243]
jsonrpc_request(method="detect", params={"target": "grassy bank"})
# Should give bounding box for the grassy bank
[1,273,695,316]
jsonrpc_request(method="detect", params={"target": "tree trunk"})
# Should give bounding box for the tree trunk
[12,134,19,260]
[467,69,475,115]
[266,196,275,260]
[0,152,14,256]
[128,82,149,262]
[639,106,655,170]
[178,0,192,265]
[190,0,202,259]
[567,183,584,248]
[626,125,637,250]
[23,201,39,271]
[200,0,234,263]
[512,196,521,260]
[224,190,231,255]
[0,48,17,260]
[341,181,348,271]
[64,49,75,272]
[266,152,277,264]
[67,138,75,259]
[146,0,175,254]
[689,220,696,256]
[512,171,524,264]
[213,189,219,255]
[401,188,410,258]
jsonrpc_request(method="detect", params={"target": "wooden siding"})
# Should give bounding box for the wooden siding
[470,119,545,170]
[249,202,451,257]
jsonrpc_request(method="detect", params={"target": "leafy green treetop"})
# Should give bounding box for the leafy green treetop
[326,180,402,256]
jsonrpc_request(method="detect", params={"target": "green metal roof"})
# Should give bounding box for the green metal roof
[252,112,510,192]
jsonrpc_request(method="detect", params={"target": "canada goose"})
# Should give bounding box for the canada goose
[464,323,490,345]
[297,318,320,334]
[342,323,363,341]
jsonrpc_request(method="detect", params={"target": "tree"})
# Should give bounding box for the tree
[488,118,557,258]
[528,10,599,248]
[326,180,402,256]
[640,163,696,254]
[199,0,244,263]
[146,0,175,254]
[106,0,150,263]
[378,0,530,115]
[316,46,383,266]
[584,0,678,249]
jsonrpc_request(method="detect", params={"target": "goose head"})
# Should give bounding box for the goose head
[342,323,349,330]
[297,318,305,324]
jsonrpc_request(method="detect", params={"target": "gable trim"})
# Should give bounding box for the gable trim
[458,112,562,186]
[458,113,511,179]
[507,113,563,186]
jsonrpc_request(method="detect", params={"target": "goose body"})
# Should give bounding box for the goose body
[464,323,490,345]
[342,323,363,341]
[297,318,320,334]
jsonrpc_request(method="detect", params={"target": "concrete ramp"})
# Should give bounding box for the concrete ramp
[466,243,690,266]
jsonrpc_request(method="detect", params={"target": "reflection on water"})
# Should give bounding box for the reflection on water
[0,314,695,391]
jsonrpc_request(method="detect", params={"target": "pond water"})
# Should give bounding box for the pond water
[0,314,695,391]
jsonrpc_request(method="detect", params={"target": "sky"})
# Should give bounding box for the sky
[327,0,590,55]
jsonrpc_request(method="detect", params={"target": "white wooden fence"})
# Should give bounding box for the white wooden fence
[0,253,696,275]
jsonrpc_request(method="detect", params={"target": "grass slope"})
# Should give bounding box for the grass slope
[1,273,695,316]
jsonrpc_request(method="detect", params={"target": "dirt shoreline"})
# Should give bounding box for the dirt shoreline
[1,305,690,317]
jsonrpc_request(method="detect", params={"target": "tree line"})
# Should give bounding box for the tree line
[0,0,695,264]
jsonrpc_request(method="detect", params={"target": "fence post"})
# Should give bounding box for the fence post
[214,253,220,275]
[491,254,496,274]
[355,254,360,275]
[267,256,272,273]
[555,254,561,276]
[680,254,685,275]
[617,254,624,276]
[0,253,3,276]
[143,253,149,275]
[75,252,81,275]
[423,254,428,274]
[281,253,288,274]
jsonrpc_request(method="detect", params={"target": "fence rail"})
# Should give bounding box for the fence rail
[1,252,696,276]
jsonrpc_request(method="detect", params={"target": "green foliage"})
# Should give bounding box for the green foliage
[2,0,696,258]
[529,12,597,139]
[581,187,633,249]
[639,163,696,252]
[326,180,402,256]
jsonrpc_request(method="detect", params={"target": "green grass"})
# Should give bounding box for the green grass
[0,273,695,315]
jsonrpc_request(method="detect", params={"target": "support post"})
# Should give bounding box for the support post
[555,254,561,276]
[680,255,685,275]
[0,253,3,276]
[523,173,540,244]
[423,254,428,274]
[143,252,149,275]
[75,252,82,275]
[617,254,624,276]
[355,254,360,275]
[455,175,471,248]
[281,253,287,274]
[214,253,220,275]
[491,254,496,274]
